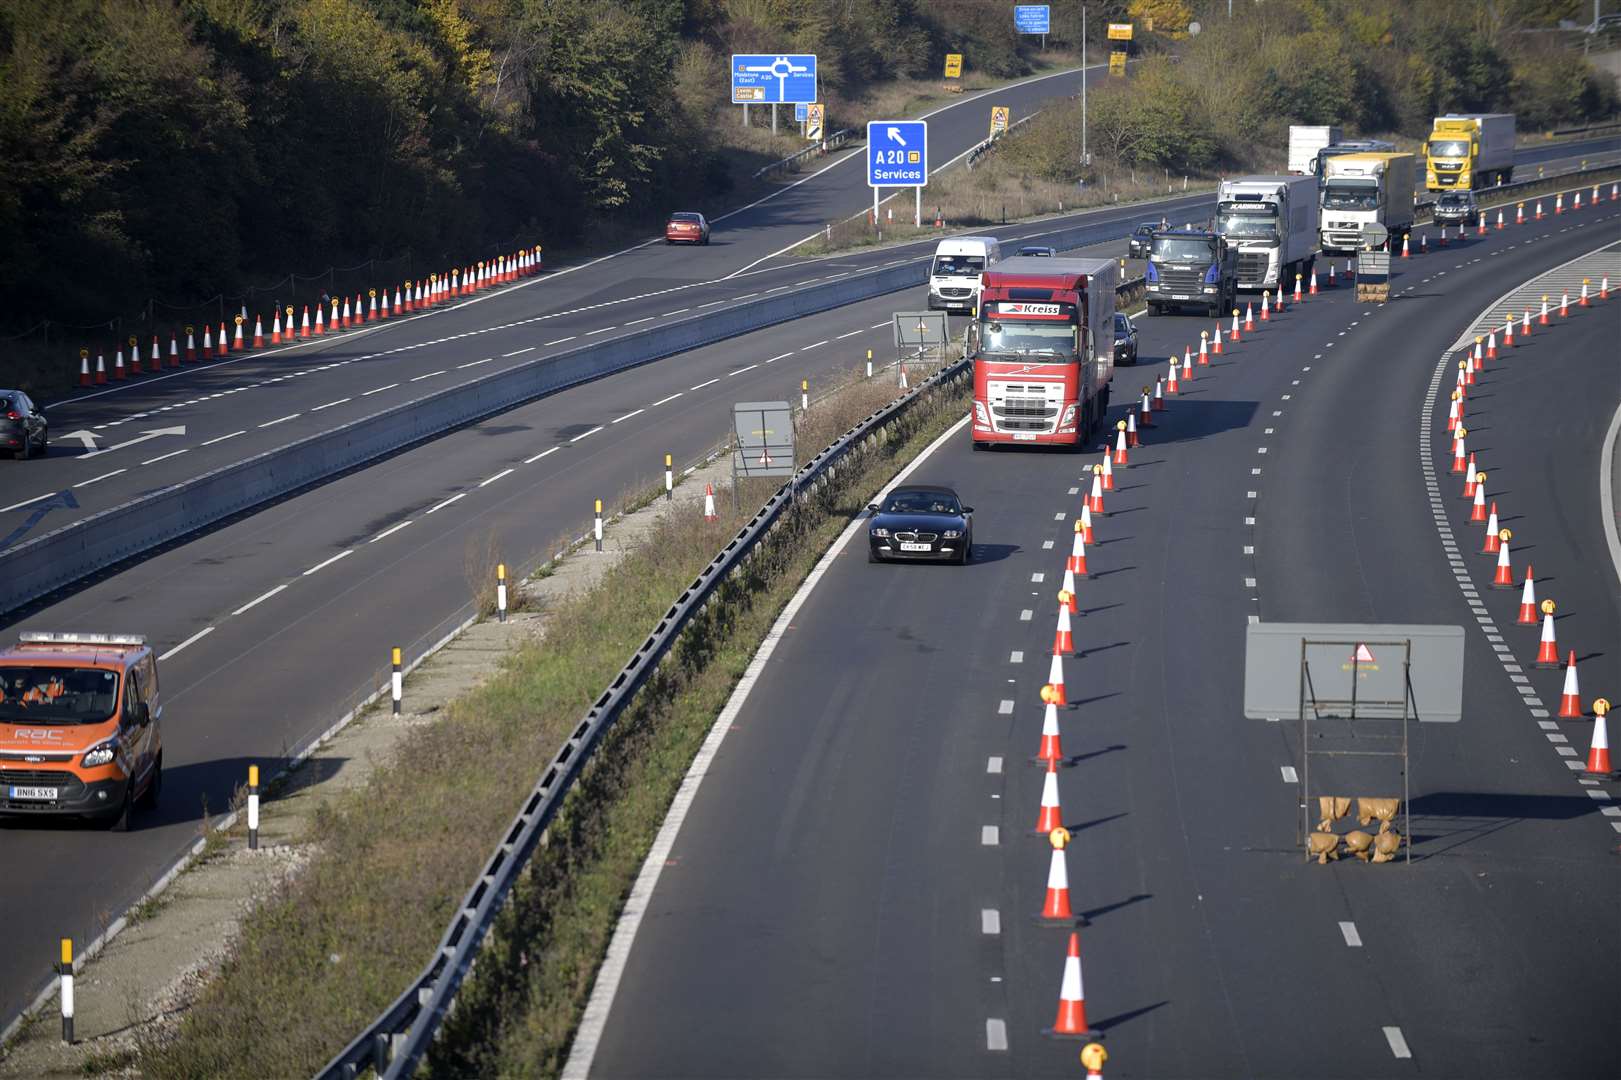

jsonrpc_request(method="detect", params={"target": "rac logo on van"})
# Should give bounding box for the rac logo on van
[8,728,67,741]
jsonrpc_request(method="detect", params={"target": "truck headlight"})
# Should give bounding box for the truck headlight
[1061,404,1078,426]
[974,401,990,425]
[1203,286,1216,293]
[82,742,117,768]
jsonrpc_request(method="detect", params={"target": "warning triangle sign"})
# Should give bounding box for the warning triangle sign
[1350,643,1376,663]
[758,448,772,467]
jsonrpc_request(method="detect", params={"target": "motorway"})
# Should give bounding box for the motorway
[577,201,1621,1075]
[0,119,1614,1031]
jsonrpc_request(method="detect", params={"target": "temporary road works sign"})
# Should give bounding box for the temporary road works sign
[1108,22,1134,40]
[806,103,825,141]
[731,54,818,104]
[989,106,1010,139]
[867,120,928,187]
[1109,51,1127,76]
[944,53,963,78]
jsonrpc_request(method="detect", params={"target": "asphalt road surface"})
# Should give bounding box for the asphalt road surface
[580,201,1621,1077]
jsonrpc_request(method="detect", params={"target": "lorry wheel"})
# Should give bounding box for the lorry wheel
[972,441,987,452]
[1146,301,1161,316]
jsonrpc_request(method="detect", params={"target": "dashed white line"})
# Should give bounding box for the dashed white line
[625,317,654,326]
[1010,651,1024,663]
[311,397,352,411]
[410,369,447,381]
[369,520,412,543]
[570,426,604,443]
[1281,766,1298,783]
[987,757,1003,774]
[259,413,300,428]
[870,321,888,329]
[525,447,560,464]
[479,468,514,487]
[458,358,494,369]
[1,492,55,513]
[698,300,725,309]
[728,364,758,376]
[612,409,644,424]
[428,493,466,513]
[140,449,189,466]
[545,336,577,346]
[986,1019,1008,1052]
[586,326,617,336]
[690,378,719,390]
[649,393,683,407]
[801,340,828,350]
[1382,1026,1412,1059]
[982,909,1001,934]
[231,584,288,616]
[1019,610,1033,621]
[303,550,354,576]
[362,382,399,396]
[661,309,689,317]
[767,352,793,363]
[998,699,1015,714]
[1339,922,1363,947]
[836,330,864,339]
[503,347,534,357]
[73,469,127,489]
[1031,572,1045,583]
[981,826,999,846]
[159,626,214,661]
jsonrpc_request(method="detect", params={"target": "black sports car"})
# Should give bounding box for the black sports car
[867,484,974,564]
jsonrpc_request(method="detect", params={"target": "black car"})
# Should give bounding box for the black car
[0,390,47,460]
[1017,244,1057,257]
[1431,191,1480,227]
[867,485,973,564]
[1127,221,1161,259]
[1113,312,1138,365]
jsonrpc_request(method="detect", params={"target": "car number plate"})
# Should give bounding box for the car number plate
[899,542,932,552]
[1013,432,1038,441]
[1171,293,1191,300]
[9,786,58,800]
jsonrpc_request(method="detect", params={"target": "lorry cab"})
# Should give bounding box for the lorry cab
[0,632,164,830]
[1144,229,1237,317]
[928,236,1003,313]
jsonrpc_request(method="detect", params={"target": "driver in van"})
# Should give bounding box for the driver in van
[21,674,66,706]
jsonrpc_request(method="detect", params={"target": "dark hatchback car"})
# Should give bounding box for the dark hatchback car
[1,390,48,459]
[1431,190,1480,227]
[665,212,711,245]
[1113,312,1138,365]
[867,485,974,564]
[1127,221,1160,259]
[1017,244,1057,257]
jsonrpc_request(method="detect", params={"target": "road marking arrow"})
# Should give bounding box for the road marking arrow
[886,126,906,146]
[61,430,101,451]
[0,490,79,550]
[81,426,187,459]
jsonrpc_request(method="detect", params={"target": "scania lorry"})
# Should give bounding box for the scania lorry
[1215,175,1319,292]
[1319,152,1416,255]
[1144,229,1237,317]
[1425,114,1515,191]
[969,257,1115,449]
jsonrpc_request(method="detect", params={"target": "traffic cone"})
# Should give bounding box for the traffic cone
[703,483,717,522]
[1446,393,1460,433]
[367,292,377,321]
[1522,308,1532,336]
[1138,389,1152,427]
[1495,208,1504,231]
[1100,453,1115,493]
[252,316,264,348]
[1309,269,1318,295]
[1079,503,1095,545]
[1047,652,1068,706]
[1535,200,1544,219]
[1451,428,1467,474]
[1046,932,1096,1039]
[1481,502,1500,553]
[1112,423,1129,467]
[1126,411,1139,448]
[1166,357,1179,395]
[380,290,391,319]
[1260,291,1271,321]
[271,310,283,344]
[1293,274,1302,304]
[1033,756,1063,835]
[394,285,405,313]
[1054,599,1075,655]
[1328,262,1337,287]
[1603,277,1611,301]
[94,353,106,385]
[202,324,214,357]
[1583,700,1613,778]
[232,319,244,352]
[114,348,126,380]
[1034,700,1065,765]
[1504,313,1515,347]
[1244,303,1255,332]
[1517,565,1537,624]
[150,336,161,371]
[1558,651,1583,718]
[1230,308,1241,343]
[299,306,311,339]
[1419,232,1428,254]
[1040,830,1076,923]
[1491,534,1514,588]
[316,304,328,335]
[1555,192,1564,214]
[1539,297,1549,326]
[1069,524,1091,577]
[1536,602,1559,667]
[341,296,352,329]
[1559,292,1569,318]
[1198,333,1209,365]
[1212,323,1223,355]
[128,341,142,375]
[1574,191,1582,211]
[1401,233,1410,258]
[1181,348,1193,383]
[1469,478,1487,523]
[79,354,91,387]
[168,333,179,368]
[1152,377,1165,411]
[218,322,230,357]
[1580,280,1590,307]
[1088,468,1106,515]
[1463,454,1479,499]
[1061,569,1079,612]
[1486,330,1497,359]
[1516,202,1524,225]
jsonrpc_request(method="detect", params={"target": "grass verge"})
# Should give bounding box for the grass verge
[133,362,969,1079]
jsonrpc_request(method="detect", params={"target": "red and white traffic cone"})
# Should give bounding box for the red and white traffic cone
[1535,602,1560,667]
[1446,393,1460,433]
[1260,291,1271,321]
[1033,756,1064,835]
[1481,502,1500,554]
[1555,192,1564,215]
[1419,232,1428,254]
[1584,700,1614,778]
[1463,454,1479,499]
[1535,200,1544,219]
[1047,652,1068,706]
[1244,303,1255,332]
[1521,308,1532,337]
[1486,330,1497,359]
[703,483,717,522]
[1504,314,1515,348]
[271,310,283,344]
[78,354,91,387]
[1602,277,1611,301]
[1126,411,1139,448]
[1035,700,1065,765]
[1491,532,1515,588]
[1045,932,1096,1039]
[1308,269,1318,295]
[341,296,352,329]
[168,333,179,368]
[1054,598,1075,655]
[231,319,244,352]
[1112,423,1129,467]
[1401,233,1410,258]
[367,292,377,321]
[128,341,142,375]
[1152,377,1166,411]
[1139,389,1153,427]
[1539,296,1550,326]
[379,290,391,319]
[1574,190,1583,211]
[1079,503,1095,545]
[315,304,327,336]
[252,316,264,348]
[1198,333,1209,365]
[1580,280,1590,308]
[1088,469,1106,516]
[216,321,228,356]
[1181,348,1193,383]
[1559,292,1569,318]
[1558,651,1583,718]
[1100,453,1115,492]
[1061,569,1080,613]
[1328,262,1337,287]
[94,353,106,384]
[149,336,162,371]
[1230,309,1241,343]
[1293,274,1302,304]
[1069,524,1091,578]
[1468,478,1487,523]
[1517,565,1537,624]
[1495,208,1504,231]
[1040,831,1075,923]
[298,306,310,339]
[1516,203,1524,225]
[113,348,126,380]
[201,324,215,358]
[1451,429,1468,474]
[394,285,405,313]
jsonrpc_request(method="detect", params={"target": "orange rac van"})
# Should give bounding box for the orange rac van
[0,633,163,829]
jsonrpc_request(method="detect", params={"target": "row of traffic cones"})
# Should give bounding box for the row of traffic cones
[76,246,544,387]
[1399,180,1615,263]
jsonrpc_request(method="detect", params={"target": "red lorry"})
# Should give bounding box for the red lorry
[969,256,1117,449]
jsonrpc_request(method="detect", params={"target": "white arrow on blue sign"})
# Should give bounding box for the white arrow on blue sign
[866,121,928,187]
[1014,5,1051,34]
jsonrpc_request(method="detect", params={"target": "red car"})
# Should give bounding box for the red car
[665,212,711,245]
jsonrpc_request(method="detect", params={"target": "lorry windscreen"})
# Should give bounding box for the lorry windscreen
[1321,184,1379,211]
[1150,238,1215,261]
[1430,140,1469,157]
[979,319,1076,359]
[1216,207,1277,239]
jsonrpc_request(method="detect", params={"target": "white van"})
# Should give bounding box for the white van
[927,236,1002,313]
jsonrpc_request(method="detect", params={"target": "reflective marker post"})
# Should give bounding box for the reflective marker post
[866,349,874,379]
[594,499,604,552]
[496,563,508,623]
[801,379,809,412]
[247,764,260,850]
[57,938,73,1044]
[665,454,674,501]
[391,647,402,715]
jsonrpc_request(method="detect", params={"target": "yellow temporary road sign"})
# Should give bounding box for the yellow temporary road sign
[944,53,963,79]
[1107,22,1133,40]
[989,105,1010,139]
[1109,51,1127,75]
[806,103,824,141]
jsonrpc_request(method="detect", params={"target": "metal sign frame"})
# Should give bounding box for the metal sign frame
[731,401,796,499]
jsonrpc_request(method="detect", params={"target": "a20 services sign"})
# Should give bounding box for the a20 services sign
[867,121,928,187]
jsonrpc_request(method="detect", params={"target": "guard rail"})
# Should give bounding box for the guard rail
[752,128,857,180]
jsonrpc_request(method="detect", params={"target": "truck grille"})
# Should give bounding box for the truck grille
[1154,268,1206,294]
[1237,252,1270,283]
[990,382,1060,432]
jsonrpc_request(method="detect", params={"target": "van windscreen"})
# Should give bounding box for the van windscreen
[933,254,985,276]
[0,667,121,724]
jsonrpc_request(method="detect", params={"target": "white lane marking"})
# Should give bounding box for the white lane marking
[362,382,399,396]
[1281,766,1298,783]
[1031,572,1045,583]
[981,826,999,846]
[1383,1027,1412,1059]
[625,317,654,326]
[982,909,1001,934]
[570,426,603,443]
[871,322,888,329]
[1019,610,1033,621]
[1054,512,1066,521]
[502,347,534,357]
[303,550,354,576]
[231,584,288,616]
[259,413,300,428]
[987,757,1003,774]
[690,378,719,390]
[311,397,351,411]
[428,493,466,514]
[999,699,1015,714]
[410,370,447,382]
[586,326,617,336]
[649,393,683,407]
[458,358,493,369]
[369,520,412,543]
[612,409,644,424]
[1,492,55,513]
[698,300,725,309]
[159,626,214,661]
[1010,651,1024,663]
[836,330,864,339]
[525,447,559,464]
[728,364,758,376]
[140,449,189,466]
[661,309,689,317]
[733,292,758,301]
[1340,922,1363,947]
[767,352,793,363]
[73,468,127,489]
[986,1019,1008,1052]
[801,340,828,350]
[545,336,576,346]
[479,468,514,487]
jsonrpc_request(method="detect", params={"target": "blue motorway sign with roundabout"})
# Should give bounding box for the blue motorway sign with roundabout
[867,121,928,187]
[731,54,818,104]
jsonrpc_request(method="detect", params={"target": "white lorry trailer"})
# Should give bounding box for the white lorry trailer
[1215,175,1320,293]
[1319,152,1416,255]
[1288,125,1343,176]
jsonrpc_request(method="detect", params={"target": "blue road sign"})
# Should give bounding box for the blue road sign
[867,121,928,187]
[731,54,818,105]
[1014,5,1051,34]
[794,102,808,122]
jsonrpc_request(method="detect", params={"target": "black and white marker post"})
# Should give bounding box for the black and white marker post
[496,563,508,623]
[391,647,402,715]
[247,764,260,850]
[57,938,73,1044]
[594,499,604,552]
[665,453,674,501]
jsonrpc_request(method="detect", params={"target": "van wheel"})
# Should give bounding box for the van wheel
[105,786,133,832]
[138,751,163,809]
